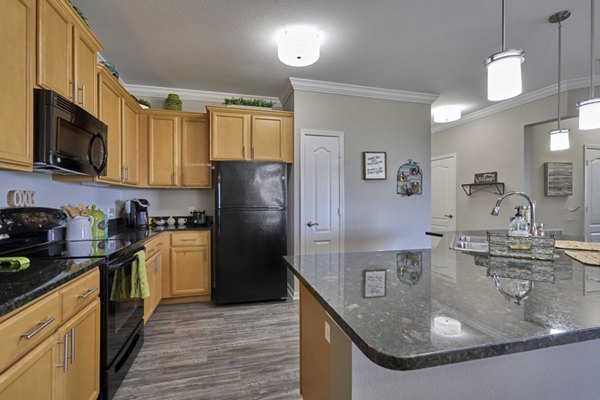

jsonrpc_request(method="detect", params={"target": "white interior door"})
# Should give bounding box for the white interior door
[584,146,600,242]
[301,130,344,255]
[431,154,456,232]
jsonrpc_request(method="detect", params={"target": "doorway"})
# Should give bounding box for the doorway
[431,153,457,232]
[300,130,345,255]
[584,145,600,242]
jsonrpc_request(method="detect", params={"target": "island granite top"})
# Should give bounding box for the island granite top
[284,232,600,370]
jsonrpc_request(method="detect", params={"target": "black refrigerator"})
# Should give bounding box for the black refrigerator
[213,161,288,305]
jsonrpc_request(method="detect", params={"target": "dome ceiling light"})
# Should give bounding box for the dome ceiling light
[549,10,571,151]
[485,0,525,101]
[433,105,462,123]
[277,26,321,67]
[578,0,600,130]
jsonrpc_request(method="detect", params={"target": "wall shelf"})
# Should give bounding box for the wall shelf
[461,182,505,196]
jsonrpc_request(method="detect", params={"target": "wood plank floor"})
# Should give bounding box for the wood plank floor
[114,300,302,400]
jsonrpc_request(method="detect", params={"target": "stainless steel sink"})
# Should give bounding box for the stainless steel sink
[451,234,489,253]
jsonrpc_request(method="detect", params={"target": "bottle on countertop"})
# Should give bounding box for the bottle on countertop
[508,208,529,237]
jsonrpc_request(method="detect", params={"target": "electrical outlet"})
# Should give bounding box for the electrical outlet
[324,321,331,344]
[188,207,195,214]
[107,208,116,218]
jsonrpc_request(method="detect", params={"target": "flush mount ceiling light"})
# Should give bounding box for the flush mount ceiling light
[549,10,571,151]
[433,105,462,123]
[485,0,525,101]
[277,26,321,67]
[578,0,600,130]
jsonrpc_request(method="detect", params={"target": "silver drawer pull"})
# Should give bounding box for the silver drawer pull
[180,239,198,242]
[78,287,98,299]
[70,327,75,364]
[57,332,69,373]
[21,316,56,340]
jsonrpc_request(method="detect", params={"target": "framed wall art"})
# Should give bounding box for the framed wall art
[364,270,386,298]
[544,162,572,196]
[363,152,387,180]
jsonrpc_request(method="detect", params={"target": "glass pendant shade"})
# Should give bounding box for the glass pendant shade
[578,98,600,130]
[486,49,525,101]
[277,26,320,67]
[433,105,462,123]
[550,129,570,151]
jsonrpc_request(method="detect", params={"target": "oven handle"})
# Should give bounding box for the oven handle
[108,249,144,272]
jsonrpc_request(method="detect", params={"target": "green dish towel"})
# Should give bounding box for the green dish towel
[131,250,150,299]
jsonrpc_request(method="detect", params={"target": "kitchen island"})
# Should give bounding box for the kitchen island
[284,232,600,400]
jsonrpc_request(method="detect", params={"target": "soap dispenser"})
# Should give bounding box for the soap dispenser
[508,208,529,236]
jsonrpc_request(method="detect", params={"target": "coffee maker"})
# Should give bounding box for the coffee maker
[124,199,150,228]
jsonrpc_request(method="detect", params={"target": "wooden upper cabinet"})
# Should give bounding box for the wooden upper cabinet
[37,0,102,113]
[0,0,34,171]
[122,98,140,185]
[147,113,179,187]
[181,115,211,188]
[97,69,122,183]
[73,29,98,115]
[207,106,293,163]
[209,111,250,160]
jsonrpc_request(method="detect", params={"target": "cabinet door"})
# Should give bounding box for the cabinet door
[170,246,210,296]
[0,0,34,171]
[57,299,100,400]
[181,116,211,187]
[0,333,57,400]
[73,29,98,115]
[210,111,250,160]
[282,116,294,163]
[37,0,73,99]
[97,71,122,183]
[148,115,179,187]
[251,115,285,161]
[122,99,140,185]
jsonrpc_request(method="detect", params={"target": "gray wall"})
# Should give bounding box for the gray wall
[527,117,600,236]
[292,90,432,254]
[432,87,598,231]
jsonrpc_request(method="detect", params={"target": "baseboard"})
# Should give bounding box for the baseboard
[159,295,211,305]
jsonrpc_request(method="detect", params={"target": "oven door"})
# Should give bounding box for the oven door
[103,252,144,365]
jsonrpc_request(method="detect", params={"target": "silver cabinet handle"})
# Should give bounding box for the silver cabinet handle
[70,327,75,364]
[57,332,69,373]
[444,214,454,219]
[21,316,56,340]
[78,287,98,299]
[81,83,86,108]
[180,238,198,242]
[306,221,319,227]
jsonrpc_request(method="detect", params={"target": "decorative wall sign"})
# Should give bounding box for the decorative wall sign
[544,162,573,196]
[474,172,498,183]
[364,270,386,297]
[397,159,422,196]
[7,190,35,207]
[397,251,423,286]
[363,152,387,180]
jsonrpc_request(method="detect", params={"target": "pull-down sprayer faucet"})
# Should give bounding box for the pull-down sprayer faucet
[491,191,537,236]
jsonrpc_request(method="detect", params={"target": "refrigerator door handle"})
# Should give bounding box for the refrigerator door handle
[217,209,221,238]
[217,172,222,209]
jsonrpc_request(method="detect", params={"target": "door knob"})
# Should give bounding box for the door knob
[444,214,454,219]
[306,221,319,227]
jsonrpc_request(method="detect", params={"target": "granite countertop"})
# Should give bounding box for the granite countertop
[284,232,600,371]
[0,258,102,319]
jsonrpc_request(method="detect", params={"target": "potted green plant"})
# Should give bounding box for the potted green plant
[224,97,273,109]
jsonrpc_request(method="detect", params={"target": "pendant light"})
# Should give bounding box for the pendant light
[549,11,571,151]
[485,0,525,101]
[578,0,600,130]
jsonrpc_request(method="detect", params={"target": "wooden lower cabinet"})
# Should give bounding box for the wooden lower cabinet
[0,270,100,400]
[57,299,100,400]
[0,333,57,400]
[162,231,211,299]
[144,248,162,323]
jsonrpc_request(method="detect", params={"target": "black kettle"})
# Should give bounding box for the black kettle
[191,210,206,225]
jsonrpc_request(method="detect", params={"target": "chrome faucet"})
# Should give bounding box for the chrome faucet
[490,191,537,235]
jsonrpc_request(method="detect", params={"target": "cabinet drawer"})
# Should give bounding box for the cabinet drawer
[61,269,100,322]
[0,291,60,373]
[171,231,209,247]
[145,235,167,258]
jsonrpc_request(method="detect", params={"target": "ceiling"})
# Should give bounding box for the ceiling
[73,0,600,119]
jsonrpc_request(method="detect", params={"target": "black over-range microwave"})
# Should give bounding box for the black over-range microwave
[34,88,108,176]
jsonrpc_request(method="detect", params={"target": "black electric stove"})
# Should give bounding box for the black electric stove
[0,207,145,400]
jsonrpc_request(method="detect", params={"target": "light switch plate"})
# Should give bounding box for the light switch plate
[324,321,331,344]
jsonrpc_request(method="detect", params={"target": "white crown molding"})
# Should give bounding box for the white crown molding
[432,74,600,134]
[124,83,282,108]
[288,77,438,104]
